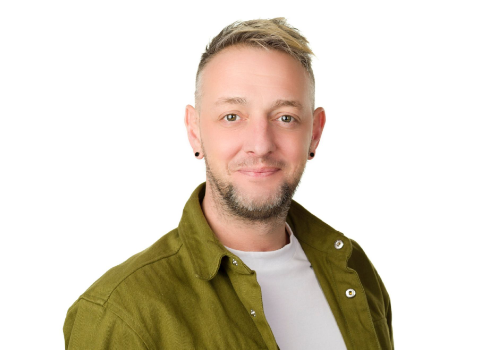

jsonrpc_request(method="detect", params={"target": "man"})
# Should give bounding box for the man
[64,18,393,350]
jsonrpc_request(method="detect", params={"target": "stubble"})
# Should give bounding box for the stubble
[204,152,306,223]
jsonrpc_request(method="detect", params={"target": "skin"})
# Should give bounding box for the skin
[185,45,326,252]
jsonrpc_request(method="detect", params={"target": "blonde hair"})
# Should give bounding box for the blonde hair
[195,17,315,110]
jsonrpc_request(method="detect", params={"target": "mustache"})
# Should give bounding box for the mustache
[231,157,286,170]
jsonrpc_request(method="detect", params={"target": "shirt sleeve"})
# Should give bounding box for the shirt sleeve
[64,298,149,350]
[376,268,394,350]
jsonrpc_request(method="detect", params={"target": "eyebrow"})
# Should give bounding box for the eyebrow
[272,99,303,111]
[215,97,303,111]
[215,97,247,106]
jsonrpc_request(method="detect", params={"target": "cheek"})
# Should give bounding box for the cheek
[201,122,242,166]
[278,132,309,168]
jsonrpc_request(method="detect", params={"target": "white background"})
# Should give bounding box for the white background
[1,0,499,349]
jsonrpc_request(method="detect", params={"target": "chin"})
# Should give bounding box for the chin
[234,178,291,203]
[206,159,302,221]
[241,188,280,205]
[233,175,282,193]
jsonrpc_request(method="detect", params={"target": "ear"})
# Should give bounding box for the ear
[185,104,203,158]
[309,107,326,159]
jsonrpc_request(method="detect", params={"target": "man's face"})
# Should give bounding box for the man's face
[190,45,324,221]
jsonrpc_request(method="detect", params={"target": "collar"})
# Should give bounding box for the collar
[178,183,351,280]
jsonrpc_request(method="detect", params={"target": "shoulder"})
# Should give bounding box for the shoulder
[348,239,376,275]
[76,228,183,306]
[348,239,391,321]
[64,229,185,348]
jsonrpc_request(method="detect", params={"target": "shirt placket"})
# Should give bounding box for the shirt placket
[302,239,382,350]
[224,255,280,350]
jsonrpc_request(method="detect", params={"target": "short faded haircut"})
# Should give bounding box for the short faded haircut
[195,17,315,111]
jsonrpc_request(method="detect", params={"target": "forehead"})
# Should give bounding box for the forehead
[199,45,311,109]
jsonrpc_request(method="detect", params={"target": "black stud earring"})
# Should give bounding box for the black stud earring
[310,152,315,158]
[195,152,200,157]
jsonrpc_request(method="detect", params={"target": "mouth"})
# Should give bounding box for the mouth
[236,167,281,178]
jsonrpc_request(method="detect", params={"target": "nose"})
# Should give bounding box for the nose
[243,116,276,158]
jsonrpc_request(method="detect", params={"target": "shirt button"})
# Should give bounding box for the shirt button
[232,259,238,266]
[335,240,344,249]
[250,309,256,317]
[346,288,356,298]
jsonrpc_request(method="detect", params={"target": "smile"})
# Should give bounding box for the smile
[236,168,281,177]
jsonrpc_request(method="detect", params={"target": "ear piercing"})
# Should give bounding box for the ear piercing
[196,151,313,158]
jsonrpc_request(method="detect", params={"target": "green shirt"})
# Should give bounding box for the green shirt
[64,183,394,349]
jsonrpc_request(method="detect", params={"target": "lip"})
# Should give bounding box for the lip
[237,167,281,177]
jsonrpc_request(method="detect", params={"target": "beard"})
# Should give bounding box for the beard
[204,153,306,223]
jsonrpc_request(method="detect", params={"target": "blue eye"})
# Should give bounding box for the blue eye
[280,115,294,123]
[224,114,239,121]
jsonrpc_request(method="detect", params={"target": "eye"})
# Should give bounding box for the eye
[280,115,294,123]
[224,114,240,122]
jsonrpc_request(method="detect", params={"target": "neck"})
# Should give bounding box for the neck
[201,181,290,252]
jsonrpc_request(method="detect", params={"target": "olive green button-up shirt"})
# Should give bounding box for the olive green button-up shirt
[64,183,394,349]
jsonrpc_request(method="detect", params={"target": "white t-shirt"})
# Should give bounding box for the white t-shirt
[225,223,347,350]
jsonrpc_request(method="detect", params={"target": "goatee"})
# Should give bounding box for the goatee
[205,156,304,222]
